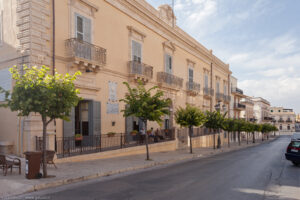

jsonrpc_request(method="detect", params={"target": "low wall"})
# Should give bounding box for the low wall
[191,132,226,148]
[55,140,176,163]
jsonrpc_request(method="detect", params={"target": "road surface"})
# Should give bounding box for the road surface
[20,135,300,200]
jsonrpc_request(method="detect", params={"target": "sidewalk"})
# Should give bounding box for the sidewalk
[0,136,278,199]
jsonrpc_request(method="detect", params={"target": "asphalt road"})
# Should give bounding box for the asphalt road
[20,135,300,200]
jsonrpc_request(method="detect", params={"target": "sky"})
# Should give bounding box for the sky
[146,0,300,114]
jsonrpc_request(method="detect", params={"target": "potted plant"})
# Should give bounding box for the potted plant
[107,132,116,137]
[75,134,83,141]
[147,129,152,135]
[130,130,138,136]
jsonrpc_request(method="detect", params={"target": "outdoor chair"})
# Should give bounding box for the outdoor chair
[41,150,57,169]
[0,154,21,176]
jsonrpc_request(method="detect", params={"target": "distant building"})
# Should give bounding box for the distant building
[240,96,255,122]
[270,107,296,133]
[251,97,271,124]
[230,76,246,119]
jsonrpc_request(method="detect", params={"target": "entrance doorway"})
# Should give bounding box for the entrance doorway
[75,101,90,136]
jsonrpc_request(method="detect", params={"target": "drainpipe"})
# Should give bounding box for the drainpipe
[52,0,57,136]
[210,62,213,112]
[52,0,55,75]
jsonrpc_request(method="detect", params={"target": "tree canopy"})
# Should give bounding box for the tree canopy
[175,104,206,128]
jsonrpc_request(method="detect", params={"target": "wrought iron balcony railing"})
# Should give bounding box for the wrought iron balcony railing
[128,61,153,79]
[264,117,273,121]
[65,38,106,66]
[216,92,224,101]
[234,103,246,109]
[278,119,284,123]
[286,119,293,123]
[203,87,214,97]
[157,72,183,88]
[231,87,244,95]
[186,81,200,93]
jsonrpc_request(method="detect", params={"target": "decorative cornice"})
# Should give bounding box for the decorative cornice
[186,58,196,65]
[104,0,222,66]
[163,41,176,52]
[127,26,146,39]
[79,0,99,12]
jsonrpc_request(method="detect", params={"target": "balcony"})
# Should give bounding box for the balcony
[128,61,153,82]
[286,119,293,123]
[264,117,273,121]
[186,81,200,95]
[157,72,183,89]
[278,119,284,123]
[216,92,224,101]
[231,87,244,96]
[223,94,231,103]
[65,38,106,72]
[234,103,246,110]
[203,88,214,98]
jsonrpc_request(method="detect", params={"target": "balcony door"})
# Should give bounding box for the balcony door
[188,67,193,90]
[204,74,208,88]
[131,40,142,74]
[75,13,91,60]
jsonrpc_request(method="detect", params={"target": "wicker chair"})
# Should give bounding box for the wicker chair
[41,150,57,169]
[0,154,21,176]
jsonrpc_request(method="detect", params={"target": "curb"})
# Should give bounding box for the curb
[16,137,278,196]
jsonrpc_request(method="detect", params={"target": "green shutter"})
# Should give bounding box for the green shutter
[63,107,75,137]
[91,101,101,136]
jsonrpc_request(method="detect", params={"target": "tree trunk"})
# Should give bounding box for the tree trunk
[262,133,264,141]
[144,121,150,160]
[246,132,248,144]
[252,132,255,143]
[189,126,193,154]
[217,129,221,149]
[228,131,230,148]
[238,131,241,146]
[42,117,47,178]
[267,133,269,140]
[213,131,216,149]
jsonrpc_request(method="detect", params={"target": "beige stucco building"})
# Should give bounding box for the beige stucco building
[240,96,255,122]
[270,107,296,133]
[251,97,271,124]
[230,76,245,119]
[0,0,232,155]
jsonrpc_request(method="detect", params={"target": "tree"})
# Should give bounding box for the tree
[222,118,235,148]
[120,81,171,160]
[0,66,81,177]
[243,122,254,145]
[175,104,206,154]
[253,123,261,143]
[233,119,246,146]
[261,123,273,141]
[204,111,225,149]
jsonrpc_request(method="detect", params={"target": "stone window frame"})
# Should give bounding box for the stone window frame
[127,26,146,62]
[186,59,195,83]
[69,1,95,43]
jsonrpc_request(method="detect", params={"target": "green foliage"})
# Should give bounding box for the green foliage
[261,123,275,133]
[233,119,246,132]
[204,111,225,131]
[1,65,81,121]
[243,122,255,133]
[120,81,171,124]
[222,118,235,132]
[175,104,206,128]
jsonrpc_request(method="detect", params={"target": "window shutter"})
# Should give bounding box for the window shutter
[75,14,83,40]
[91,101,101,136]
[188,68,193,82]
[83,17,91,43]
[63,107,75,137]
[132,41,142,63]
[204,75,208,88]
[165,54,172,74]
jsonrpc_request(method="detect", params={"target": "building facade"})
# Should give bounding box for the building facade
[270,107,296,133]
[240,96,255,122]
[0,0,232,155]
[251,97,271,124]
[230,76,245,119]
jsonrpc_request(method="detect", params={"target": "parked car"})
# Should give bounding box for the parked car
[285,133,300,166]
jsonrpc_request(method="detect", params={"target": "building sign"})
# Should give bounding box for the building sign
[108,81,117,102]
[107,103,119,114]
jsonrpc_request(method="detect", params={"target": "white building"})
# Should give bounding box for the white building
[251,97,271,124]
